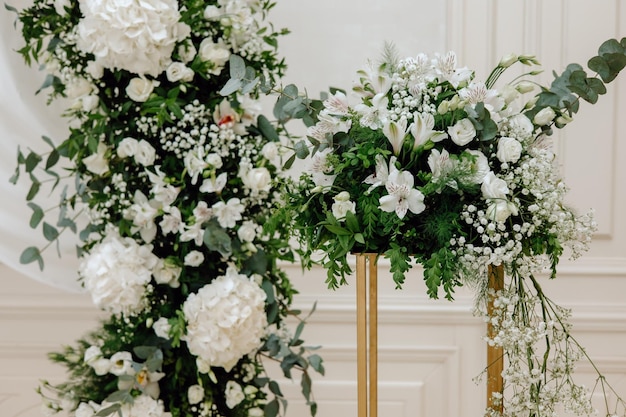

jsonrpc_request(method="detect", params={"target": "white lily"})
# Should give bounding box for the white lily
[383,118,408,155]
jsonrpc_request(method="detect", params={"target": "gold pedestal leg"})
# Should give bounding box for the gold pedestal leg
[487,264,505,413]
[356,254,378,417]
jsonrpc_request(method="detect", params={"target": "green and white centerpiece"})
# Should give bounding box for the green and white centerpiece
[263,41,626,416]
[8,0,322,416]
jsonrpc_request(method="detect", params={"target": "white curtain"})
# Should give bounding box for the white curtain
[0,2,81,291]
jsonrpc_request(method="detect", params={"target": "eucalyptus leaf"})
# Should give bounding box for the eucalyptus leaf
[257,114,279,142]
[27,202,44,228]
[42,222,59,241]
[282,153,296,170]
[26,177,41,201]
[25,152,42,173]
[219,78,242,96]
[229,54,246,79]
[20,246,43,270]
[45,149,60,170]
[264,399,279,417]
[294,140,309,159]
[308,354,325,375]
[94,404,121,417]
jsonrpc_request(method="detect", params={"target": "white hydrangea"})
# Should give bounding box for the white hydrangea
[76,0,190,76]
[182,266,267,372]
[79,228,158,315]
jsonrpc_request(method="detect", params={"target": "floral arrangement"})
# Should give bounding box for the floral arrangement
[8,0,322,416]
[259,41,626,415]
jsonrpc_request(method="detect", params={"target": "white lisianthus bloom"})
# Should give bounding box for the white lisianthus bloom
[177,39,197,63]
[463,149,490,185]
[212,198,245,228]
[481,172,510,200]
[486,200,518,222]
[237,220,258,243]
[153,317,171,339]
[166,62,194,83]
[182,267,267,372]
[498,53,518,68]
[188,384,205,405]
[409,112,447,149]
[153,258,181,288]
[135,140,157,166]
[206,153,223,168]
[76,0,184,76]
[261,142,279,162]
[225,381,245,409]
[241,167,272,195]
[203,5,220,19]
[83,142,109,176]
[126,77,158,102]
[79,228,158,315]
[382,118,408,156]
[332,191,356,221]
[379,170,426,219]
[109,351,134,376]
[75,402,97,417]
[116,137,138,158]
[84,346,111,376]
[198,38,231,75]
[447,118,476,146]
[200,172,228,194]
[496,137,523,163]
[533,107,557,126]
[184,250,205,267]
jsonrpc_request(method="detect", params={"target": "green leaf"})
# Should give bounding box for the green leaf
[41,135,55,148]
[229,55,246,79]
[4,3,18,13]
[25,152,42,173]
[27,202,44,228]
[203,221,232,257]
[308,354,325,375]
[219,78,242,96]
[26,176,41,201]
[258,115,279,142]
[345,211,359,233]
[133,345,158,360]
[42,222,59,241]
[20,246,43,270]
[323,224,351,236]
[264,399,279,417]
[94,404,121,417]
[45,149,60,170]
[283,84,299,98]
[282,153,296,170]
[294,140,310,159]
[241,77,260,95]
[104,389,133,403]
[261,279,276,304]
[301,372,312,401]
[268,380,283,396]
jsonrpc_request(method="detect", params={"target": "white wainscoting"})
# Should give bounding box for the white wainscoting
[2,0,626,416]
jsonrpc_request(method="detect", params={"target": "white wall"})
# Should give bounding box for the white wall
[2,1,626,416]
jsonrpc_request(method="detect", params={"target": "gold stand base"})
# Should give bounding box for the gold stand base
[356,254,377,417]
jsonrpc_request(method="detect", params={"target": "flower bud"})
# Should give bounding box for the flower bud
[516,81,535,94]
[533,107,557,126]
[499,53,518,68]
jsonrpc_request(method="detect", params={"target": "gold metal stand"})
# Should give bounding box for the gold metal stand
[355,256,505,415]
[487,264,505,412]
[355,253,378,417]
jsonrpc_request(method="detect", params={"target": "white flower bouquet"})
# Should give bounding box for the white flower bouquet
[260,41,626,415]
[8,0,322,416]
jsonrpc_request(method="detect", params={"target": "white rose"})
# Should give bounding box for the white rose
[184,250,204,267]
[117,137,138,158]
[198,38,230,74]
[237,220,257,243]
[135,139,157,166]
[225,381,245,409]
[481,172,509,200]
[80,95,100,112]
[83,142,109,175]
[533,107,556,126]
[486,200,518,222]
[331,191,356,221]
[177,40,197,63]
[153,259,181,287]
[203,5,220,19]
[86,61,104,79]
[507,114,534,140]
[66,77,94,99]
[153,317,171,339]
[188,385,205,405]
[447,118,476,146]
[242,167,272,194]
[261,142,279,161]
[166,62,194,83]
[496,137,523,163]
[126,77,157,102]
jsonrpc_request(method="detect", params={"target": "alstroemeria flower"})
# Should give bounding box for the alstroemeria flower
[364,155,396,193]
[200,172,228,194]
[383,118,408,156]
[428,148,457,189]
[355,93,389,130]
[379,169,425,219]
[409,112,447,149]
[212,198,245,228]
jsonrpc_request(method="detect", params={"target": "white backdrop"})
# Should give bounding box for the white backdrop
[1,1,626,417]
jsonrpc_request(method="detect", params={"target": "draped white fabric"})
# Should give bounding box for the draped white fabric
[0,2,82,292]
